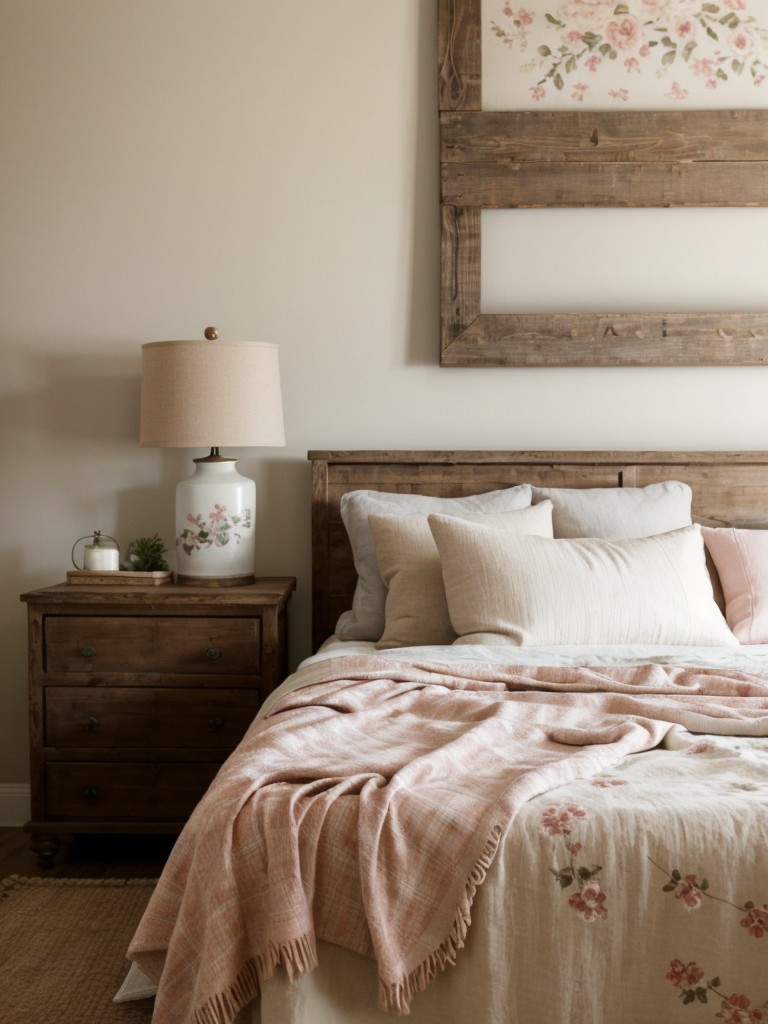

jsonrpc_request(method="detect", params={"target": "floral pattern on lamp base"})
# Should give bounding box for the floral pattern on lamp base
[177,505,252,556]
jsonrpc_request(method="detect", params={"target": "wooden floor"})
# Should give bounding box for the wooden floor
[0,827,176,879]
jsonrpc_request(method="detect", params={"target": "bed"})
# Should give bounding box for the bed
[123,450,768,1024]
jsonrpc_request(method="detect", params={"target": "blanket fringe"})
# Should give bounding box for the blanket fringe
[378,822,504,1016]
[195,933,318,1024]
[194,822,502,1024]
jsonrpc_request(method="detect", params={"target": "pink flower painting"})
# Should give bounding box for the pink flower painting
[667,958,705,990]
[741,904,768,938]
[715,993,766,1022]
[568,880,608,921]
[673,873,705,911]
[488,0,768,105]
[540,803,588,836]
[654,858,767,1018]
[666,960,766,1019]
[542,803,608,921]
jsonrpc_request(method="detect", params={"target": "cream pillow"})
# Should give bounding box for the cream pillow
[428,517,736,647]
[370,502,554,650]
[532,481,692,538]
[335,484,532,641]
[702,527,768,644]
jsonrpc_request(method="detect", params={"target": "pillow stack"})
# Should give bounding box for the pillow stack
[370,503,554,649]
[335,484,532,641]
[334,479,741,648]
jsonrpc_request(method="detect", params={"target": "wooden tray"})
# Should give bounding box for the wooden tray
[66,570,173,586]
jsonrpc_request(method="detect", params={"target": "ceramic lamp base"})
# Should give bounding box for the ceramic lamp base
[175,456,256,584]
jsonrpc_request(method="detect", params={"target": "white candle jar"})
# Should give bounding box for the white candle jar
[71,531,120,572]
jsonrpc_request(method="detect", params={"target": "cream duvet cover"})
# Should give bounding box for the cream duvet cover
[122,643,768,1024]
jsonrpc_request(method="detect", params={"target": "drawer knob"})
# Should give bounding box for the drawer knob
[205,647,222,661]
[81,646,96,658]
[86,716,100,731]
[82,787,99,802]
[208,716,225,733]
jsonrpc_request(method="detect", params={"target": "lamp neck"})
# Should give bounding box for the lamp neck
[193,446,237,465]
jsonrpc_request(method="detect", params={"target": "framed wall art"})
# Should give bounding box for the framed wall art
[439,0,768,366]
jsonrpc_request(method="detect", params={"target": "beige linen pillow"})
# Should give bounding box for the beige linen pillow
[428,516,736,647]
[370,502,554,650]
[531,481,692,538]
[335,484,532,641]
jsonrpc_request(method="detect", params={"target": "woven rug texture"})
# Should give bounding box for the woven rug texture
[0,875,156,1024]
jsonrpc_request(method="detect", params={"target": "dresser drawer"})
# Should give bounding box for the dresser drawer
[46,762,220,820]
[44,616,261,675]
[45,687,261,750]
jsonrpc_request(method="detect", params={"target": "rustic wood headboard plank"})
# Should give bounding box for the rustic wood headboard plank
[308,451,768,651]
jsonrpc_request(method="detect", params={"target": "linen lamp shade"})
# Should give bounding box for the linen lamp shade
[140,340,285,449]
[140,336,285,586]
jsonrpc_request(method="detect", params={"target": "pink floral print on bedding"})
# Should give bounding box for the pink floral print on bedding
[127,654,768,1024]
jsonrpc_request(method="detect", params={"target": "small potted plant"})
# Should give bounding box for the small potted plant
[122,534,171,581]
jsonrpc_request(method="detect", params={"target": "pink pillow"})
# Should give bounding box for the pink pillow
[702,527,768,643]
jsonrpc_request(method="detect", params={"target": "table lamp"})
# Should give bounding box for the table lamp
[140,328,285,586]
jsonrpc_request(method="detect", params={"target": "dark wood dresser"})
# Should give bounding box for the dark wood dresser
[20,578,295,864]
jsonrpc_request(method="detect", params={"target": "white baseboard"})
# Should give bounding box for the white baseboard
[0,784,30,827]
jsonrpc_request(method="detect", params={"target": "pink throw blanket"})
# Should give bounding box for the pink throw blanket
[127,655,768,1024]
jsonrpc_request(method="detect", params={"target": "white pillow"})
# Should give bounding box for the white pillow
[428,517,736,648]
[370,503,554,649]
[335,484,532,641]
[531,481,692,538]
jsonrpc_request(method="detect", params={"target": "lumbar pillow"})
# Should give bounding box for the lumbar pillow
[428,517,736,647]
[370,502,554,649]
[702,527,768,644]
[334,484,532,641]
[531,481,692,538]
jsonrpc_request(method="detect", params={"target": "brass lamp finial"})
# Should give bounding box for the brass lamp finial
[204,326,219,340]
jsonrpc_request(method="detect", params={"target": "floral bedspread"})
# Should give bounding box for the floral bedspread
[256,723,768,1024]
[490,728,768,1024]
[127,654,768,1024]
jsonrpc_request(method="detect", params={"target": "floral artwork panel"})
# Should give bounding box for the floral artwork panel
[482,0,768,109]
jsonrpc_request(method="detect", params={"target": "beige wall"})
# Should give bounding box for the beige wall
[1,0,767,810]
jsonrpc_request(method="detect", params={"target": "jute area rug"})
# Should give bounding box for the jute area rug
[0,875,156,1024]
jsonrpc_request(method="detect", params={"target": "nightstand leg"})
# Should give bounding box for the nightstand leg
[29,832,61,868]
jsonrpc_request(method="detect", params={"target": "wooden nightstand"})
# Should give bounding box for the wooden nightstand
[20,577,295,865]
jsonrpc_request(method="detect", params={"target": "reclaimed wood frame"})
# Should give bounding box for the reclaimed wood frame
[439,0,768,367]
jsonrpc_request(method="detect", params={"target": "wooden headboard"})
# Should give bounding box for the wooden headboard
[308,450,768,651]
